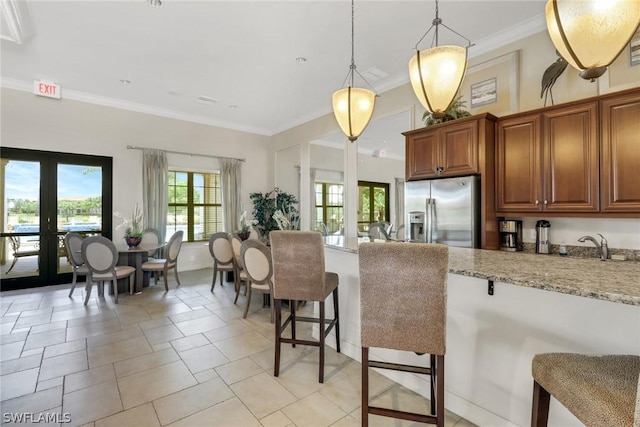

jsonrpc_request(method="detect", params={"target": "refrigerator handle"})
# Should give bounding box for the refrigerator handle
[426,198,434,243]
[431,198,437,243]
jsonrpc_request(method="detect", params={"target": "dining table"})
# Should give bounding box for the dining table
[114,242,166,293]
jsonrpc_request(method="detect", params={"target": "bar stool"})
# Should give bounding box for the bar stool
[359,242,449,427]
[269,230,340,384]
[531,353,640,426]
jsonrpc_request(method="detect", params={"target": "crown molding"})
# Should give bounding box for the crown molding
[0,77,272,136]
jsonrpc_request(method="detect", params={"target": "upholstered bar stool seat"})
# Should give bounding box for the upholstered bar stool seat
[270,230,340,384]
[531,353,640,427]
[359,242,449,427]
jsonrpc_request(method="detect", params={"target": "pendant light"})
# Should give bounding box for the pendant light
[408,0,472,119]
[332,0,376,142]
[545,0,640,81]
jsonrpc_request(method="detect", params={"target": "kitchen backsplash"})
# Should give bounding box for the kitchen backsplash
[521,242,640,262]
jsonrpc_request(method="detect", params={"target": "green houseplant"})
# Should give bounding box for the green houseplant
[250,187,299,240]
[422,95,471,127]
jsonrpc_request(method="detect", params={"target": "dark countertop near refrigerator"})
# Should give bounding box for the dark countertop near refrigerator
[324,237,640,306]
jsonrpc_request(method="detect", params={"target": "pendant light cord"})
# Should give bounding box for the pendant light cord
[413,0,473,50]
[350,0,355,87]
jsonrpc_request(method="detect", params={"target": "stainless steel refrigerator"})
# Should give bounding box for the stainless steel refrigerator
[404,175,480,248]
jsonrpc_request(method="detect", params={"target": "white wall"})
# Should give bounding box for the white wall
[1,88,274,270]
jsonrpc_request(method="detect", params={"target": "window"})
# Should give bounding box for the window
[168,170,222,242]
[358,181,390,232]
[314,182,343,234]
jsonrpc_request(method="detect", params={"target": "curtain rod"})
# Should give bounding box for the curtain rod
[126,145,245,162]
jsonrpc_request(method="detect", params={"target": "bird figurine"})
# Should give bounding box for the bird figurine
[541,55,568,107]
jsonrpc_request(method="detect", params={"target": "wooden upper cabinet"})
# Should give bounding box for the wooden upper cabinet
[496,114,542,212]
[542,102,599,212]
[600,90,640,212]
[405,117,478,180]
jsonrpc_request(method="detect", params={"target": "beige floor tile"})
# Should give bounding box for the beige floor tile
[1,340,26,361]
[30,320,68,334]
[1,321,16,335]
[1,367,39,401]
[1,354,42,376]
[94,402,160,427]
[114,347,180,378]
[202,320,254,343]
[230,372,296,419]
[259,410,294,427]
[65,365,116,393]
[152,377,234,425]
[152,342,172,351]
[8,301,42,314]
[117,360,197,409]
[250,342,314,372]
[1,330,28,344]
[193,369,218,383]
[213,331,273,361]
[282,392,347,427]
[178,343,229,373]
[330,415,360,427]
[66,318,123,341]
[65,310,118,327]
[43,339,86,359]
[170,333,210,352]
[22,348,44,357]
[18,307,53,318]
[0,386,63,415]
[114,309,152,325]
[147,302,194,319]
[39,350,88,382]
[51,306,102,323]
[36,376,64,392]
[215,357,264,385]
[88,336,152,368]
[137,316,172,331]
[143,324,184,346]
[173,315,227,336]
[320,365,391,414]
[178,296,215,308]
[166,396,260,427]
[168,308,212,324]
[86,326,144,348]
[62,380,123,427]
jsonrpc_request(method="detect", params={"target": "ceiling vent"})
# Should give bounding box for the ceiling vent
[196,96,218,105]
[361,67,389,82]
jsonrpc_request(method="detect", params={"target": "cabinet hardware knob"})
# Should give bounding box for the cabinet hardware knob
[436,166,443,175]
[535,200,539,206]
[544,200,548,205]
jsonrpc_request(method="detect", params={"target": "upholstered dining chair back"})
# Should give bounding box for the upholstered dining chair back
[209,232,234,264]
[229,233,244,270]
[270,230,330,302]
[65,232,88,297]
[82,235,118,274]
[165,230,183,265]
[142,228,162,257]
[241,239,273,287]
[359,242,449,356]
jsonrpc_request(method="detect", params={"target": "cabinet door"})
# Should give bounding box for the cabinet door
[406,131,439,180]
[496,114,542,212]
[542,102,599,212]
[440,120,478,177]
[601,92,640,212]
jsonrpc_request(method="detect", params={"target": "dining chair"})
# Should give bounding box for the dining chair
[270,230,340,383]
[81,235,136,305]
[5,235,40,274]
[142,228,162,259]
[141,230,183,291]
[65,232,89,297]
[229,233,248,304]
[240,239,274,322]
[367,222,391,241]
[248,226,260,241]
[531,353,640,426]
[359,242,449,426]
[208,232,235,292]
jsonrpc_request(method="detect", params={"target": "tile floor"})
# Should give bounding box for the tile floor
[1,269,476,427]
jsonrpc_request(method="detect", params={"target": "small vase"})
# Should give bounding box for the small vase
[237,231,250,241]
[125,236,142,248]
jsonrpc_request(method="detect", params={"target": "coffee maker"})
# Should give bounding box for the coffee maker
[499,220,523,252]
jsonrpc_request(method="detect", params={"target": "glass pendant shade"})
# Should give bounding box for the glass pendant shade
[332,86,376,142]
[545,0,640,80]
[408,45,467,118]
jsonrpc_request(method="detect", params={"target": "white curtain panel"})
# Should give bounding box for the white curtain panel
[142,149,168,241]
[221,158,242,233]
[395,177,405,232]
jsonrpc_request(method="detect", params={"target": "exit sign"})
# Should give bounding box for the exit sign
[33,80,61,99]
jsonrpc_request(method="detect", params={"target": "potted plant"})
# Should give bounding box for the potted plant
[236,211,255,241]
[250,187,299,241]
[115,204,144,248]
[422,95,471,127]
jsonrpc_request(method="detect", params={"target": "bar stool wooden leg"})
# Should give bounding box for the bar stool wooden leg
[436,355,445,427]
[430,354,436,415]
[274,299,282,377]
[290,300,296,347]
[333,288,340,353]
[319,300,325,383]
[362,346,369,427]
[531,380,550,427]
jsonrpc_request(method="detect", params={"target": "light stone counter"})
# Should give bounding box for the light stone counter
[325,238,640,306]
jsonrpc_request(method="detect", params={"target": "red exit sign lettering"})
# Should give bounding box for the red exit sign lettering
[33,80,61,99]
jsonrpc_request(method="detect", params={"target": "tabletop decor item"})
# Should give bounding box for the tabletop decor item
[115,204,144,248]
[422,95,471,127]
[237,211,255,241]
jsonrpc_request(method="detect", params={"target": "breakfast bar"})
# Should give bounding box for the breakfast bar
[322,239,640,427]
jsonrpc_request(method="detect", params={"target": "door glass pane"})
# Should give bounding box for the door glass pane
[3,160,41,278]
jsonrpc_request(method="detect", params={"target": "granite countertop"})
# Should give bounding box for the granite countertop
[324,238,640,306]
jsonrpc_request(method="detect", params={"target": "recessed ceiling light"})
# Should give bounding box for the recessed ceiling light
[168,90,181,96]
[228,105,238,109]
[147,0,162,6]
[196,96,218,105]
[295,57,307,64]
[120,79,131,84]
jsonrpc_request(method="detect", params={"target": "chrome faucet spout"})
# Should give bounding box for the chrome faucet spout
[578,235,608,261]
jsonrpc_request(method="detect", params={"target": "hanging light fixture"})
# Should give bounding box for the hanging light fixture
[332,0,376,142]
[408,0,472,119]
[545,0,640,81]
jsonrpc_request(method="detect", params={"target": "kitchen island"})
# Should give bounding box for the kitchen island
[321,238,640,426]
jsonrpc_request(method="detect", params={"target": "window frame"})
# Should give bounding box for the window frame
[357,180,390,232]
[314,181,344,234]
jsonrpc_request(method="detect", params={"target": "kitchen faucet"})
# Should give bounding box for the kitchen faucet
[577,233,609,261]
